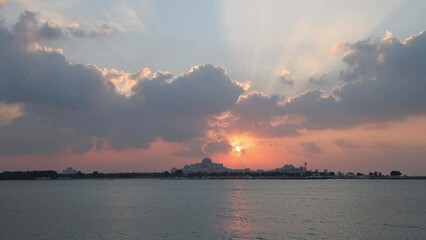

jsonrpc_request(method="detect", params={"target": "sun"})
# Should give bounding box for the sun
[235,145,243,153]
[228,134,255,157]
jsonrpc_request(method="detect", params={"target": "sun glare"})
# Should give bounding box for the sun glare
[230,135,255,155]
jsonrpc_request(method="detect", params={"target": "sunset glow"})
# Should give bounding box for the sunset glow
[234,145,243,153]
[1,2,426,240]
[0,0,425,175]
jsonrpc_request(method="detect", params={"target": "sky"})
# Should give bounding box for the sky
[0,0,425,175]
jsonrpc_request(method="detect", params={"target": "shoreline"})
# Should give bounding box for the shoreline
[1,176,425,181]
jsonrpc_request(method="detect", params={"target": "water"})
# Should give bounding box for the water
[0,179,425,240]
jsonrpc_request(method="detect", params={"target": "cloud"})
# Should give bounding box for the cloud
[104,3,145,33]
[227,92,299,137]
[1,11,426,158]
[370,141,394,150]
[68,23,115,38]
[95,138,104,151]
[0,18,244,155]
[334,138,358,149]
[308,74,329,85]
[0,20,120,154]
[71,137,94,154]
[234,31,426,137]
[173,140,204,157]
[202,138,233,156]
[38,22,63,39]
[223,31,426,138]
[89,65,153,96]
[299,141,322,154]
[278,69,294,86]
[0,103,23,126]
[282,31,426,130]
[12,11,115,42]
[0,117,78,155]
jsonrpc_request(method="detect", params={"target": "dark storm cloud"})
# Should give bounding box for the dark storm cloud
[0,17,244,155]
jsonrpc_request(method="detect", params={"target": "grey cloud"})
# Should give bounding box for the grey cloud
[120,64,244,148]
[300,142,322,154]
[227,31,426,138]
[281,90,348,130]
[227,29,426,137]
[371,141,394,150]
[339,39,378,82]
[228,92,299,137]
[68,24,114,38]
[278,77,294,86]
[12,11,114,42]
[233,92,284,122]
[12,11,39,42]
[1,12,426,156]
[283,31,426,130]
[0,116,78,155]
[38,22,63,39]
[89,24,114,37]
[0,22,120,154]
[67,26,86,38]
[333,33,426,121]
[0,19,244,155]
[95,138,104,151]
[334,138,359,149]
[133,65,243,116]
[173,140,204,157]
[308,74,329,85]
[202,138,233,156]
[71,137,94,154]
[278,69,294,86]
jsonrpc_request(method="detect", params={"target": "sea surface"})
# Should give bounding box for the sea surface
[0,179,425,240]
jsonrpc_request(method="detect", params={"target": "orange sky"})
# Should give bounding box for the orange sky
[1,115,424,175]
[0,4,426,176]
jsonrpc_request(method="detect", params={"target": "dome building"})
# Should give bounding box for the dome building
[273,164,307,175]
[171,157,250,175]
[62,167,78,175]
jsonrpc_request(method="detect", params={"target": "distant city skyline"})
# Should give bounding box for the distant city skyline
[0,1,425,175]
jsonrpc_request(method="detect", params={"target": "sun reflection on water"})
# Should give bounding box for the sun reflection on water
[219,180,255,239]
